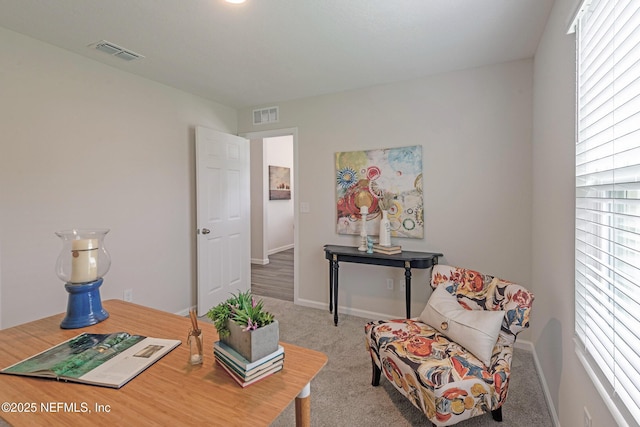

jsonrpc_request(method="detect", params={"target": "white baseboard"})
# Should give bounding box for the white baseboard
[293,298,401,321]
[251,245,293,264]
[174,306,192,317]
[293,297,326,312]
[268,244,294,255]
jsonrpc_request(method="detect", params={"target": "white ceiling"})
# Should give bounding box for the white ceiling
[0,0,554,109]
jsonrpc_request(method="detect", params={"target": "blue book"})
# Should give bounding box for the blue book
[213,341,284,372]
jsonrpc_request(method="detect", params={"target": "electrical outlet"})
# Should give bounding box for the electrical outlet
[386,279,394,290]
[123,289,133,302]
[400,282,405,291]
[583,407,592,427]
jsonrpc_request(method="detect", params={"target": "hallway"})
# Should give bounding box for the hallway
[251,249,293,301]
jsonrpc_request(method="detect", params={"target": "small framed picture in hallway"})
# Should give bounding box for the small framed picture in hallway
[269,166,291,200]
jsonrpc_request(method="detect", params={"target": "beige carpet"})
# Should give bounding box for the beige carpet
[219,296,554,427]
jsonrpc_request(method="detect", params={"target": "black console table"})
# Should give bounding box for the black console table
[323,245,443,325]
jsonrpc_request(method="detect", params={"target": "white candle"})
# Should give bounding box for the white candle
[70,239,99,284]
[358,205,369,251]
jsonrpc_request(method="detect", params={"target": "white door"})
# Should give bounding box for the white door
[195,127,250,316]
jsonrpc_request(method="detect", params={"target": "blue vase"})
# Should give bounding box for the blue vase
[60,278,109,329]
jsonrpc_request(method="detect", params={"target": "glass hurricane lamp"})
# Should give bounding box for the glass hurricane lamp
[55,229,111,329]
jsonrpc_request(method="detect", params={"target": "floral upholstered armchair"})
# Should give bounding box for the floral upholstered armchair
[365,265,534,426]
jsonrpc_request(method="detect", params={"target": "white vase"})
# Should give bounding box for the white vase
[379,210,391,246]
[358,205,368,251]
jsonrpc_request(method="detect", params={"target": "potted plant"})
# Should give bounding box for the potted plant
[206,290,278,362]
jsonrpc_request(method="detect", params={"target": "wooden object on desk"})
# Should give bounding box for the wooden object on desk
[0,300,327,427]
[323,244,443,326]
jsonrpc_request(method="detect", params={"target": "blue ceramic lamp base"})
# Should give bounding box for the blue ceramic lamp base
[60,278,109,329]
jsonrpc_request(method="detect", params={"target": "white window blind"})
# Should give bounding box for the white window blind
[575,0,640,425]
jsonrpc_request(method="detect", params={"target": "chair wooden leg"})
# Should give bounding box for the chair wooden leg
[491,406,503,422]
[371,359,381,386]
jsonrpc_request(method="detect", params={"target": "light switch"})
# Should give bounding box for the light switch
[300,202,310,213]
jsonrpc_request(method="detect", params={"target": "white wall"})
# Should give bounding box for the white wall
[238,59,533,323]
[532,0,618,425]
[265,136,294,254]
[249,139,266,263]
[0,27,237,327]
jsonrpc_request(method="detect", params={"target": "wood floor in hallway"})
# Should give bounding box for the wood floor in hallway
[251,248,293,301]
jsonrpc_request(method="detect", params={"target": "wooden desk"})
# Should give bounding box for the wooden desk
[0,300,327,426]
[324,245,443,325]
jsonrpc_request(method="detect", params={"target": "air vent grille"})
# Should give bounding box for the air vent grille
[92,40,144,61]
[253,106,279,125]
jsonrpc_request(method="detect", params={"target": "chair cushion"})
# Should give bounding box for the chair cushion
[419,284,504,366]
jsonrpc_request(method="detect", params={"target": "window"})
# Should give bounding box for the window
[574,0,640,425]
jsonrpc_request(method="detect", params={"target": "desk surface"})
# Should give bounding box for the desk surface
[0,300,327,426]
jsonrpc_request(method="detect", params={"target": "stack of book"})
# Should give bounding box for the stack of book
[373,244,402,255]
[213,341,284,388]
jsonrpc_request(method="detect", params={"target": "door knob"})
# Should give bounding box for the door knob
[201,228,211,235]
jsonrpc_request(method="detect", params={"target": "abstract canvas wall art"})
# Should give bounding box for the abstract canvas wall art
[335,145,423,238]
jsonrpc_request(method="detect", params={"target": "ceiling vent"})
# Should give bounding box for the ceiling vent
[91,40,144,61]
[253,106,279,125]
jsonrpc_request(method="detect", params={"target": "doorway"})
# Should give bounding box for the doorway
[244,128,298,303]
